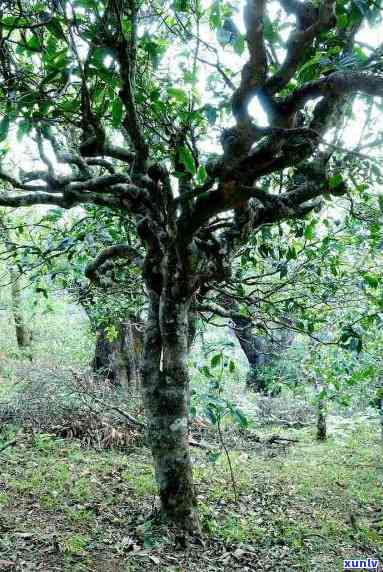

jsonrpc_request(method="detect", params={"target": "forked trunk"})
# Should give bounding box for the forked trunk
[142,292,199,531]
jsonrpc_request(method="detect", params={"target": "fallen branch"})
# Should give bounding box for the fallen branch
[269,414,310,428]
[266,435,299,445]
[189,438,212,450]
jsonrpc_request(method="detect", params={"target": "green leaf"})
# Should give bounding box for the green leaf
[202,394,227,408]
[210,353,222,368]
[363,273,380,288]
[196,165,207,185]
[17,119,32,141]
[36,286,48,299]
[209,1,222,29]
[279,263,288,279]
[230,407,249,428]
[179,145,196,175]
[111,98,123,127]
[286,246,297,260]
[201,365,212,378]
[337,13,349,28]
[142,35,168,69]
[174,0,189,12]
[43,208,64,222]
[233,35,245,55]
[167,87,188,103]
[205,406,218,425]
[207,450,221,463]
[304,221,315,240]
[0,115,10,143]
[47,17,66,40]
[26,35,40,51]
[329,173,343,189]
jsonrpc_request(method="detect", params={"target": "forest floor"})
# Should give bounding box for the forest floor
[0,412,382,571]
[0,304,382,571]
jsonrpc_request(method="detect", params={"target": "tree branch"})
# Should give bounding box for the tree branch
[112,1,148,171]
[85,244,144,282]
[232,0,268,122]
[282,71,383,114]
[265,0,336,95]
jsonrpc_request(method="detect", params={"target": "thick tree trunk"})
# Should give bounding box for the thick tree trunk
[232,314,293,394]
[122,318,143,387]
[142,291,199,531]
[93,317,143,387]
[93,327,123,383]
[232,315,270,392]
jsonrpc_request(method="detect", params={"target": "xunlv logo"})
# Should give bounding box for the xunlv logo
[343,559,379,569]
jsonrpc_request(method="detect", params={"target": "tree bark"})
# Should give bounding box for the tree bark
[232,313,294,394]
[142,291,199,531]
[317,405,327,441]
[232,315,270,392]
[122,318,143,388]
[378,384,383,440]
[10,270,32,349]
[315,379,327,441]
[93,317,143,387]
[0,216,32,350]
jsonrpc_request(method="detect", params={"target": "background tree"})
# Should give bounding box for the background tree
[0,212,32,350]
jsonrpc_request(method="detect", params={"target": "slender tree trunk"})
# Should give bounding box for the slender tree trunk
[9,266,32,349]
[378,385,383,440]
[0,216,32,350]
[380,399,383,440]
[187,309,197,351]
[315,379,327,441]
[142,291,199,531]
